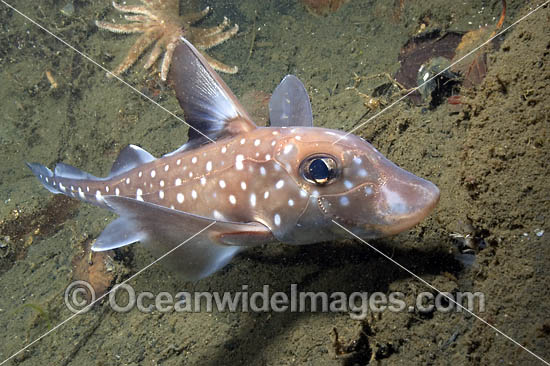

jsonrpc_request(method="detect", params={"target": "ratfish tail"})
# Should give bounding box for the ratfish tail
[26,162,109,208]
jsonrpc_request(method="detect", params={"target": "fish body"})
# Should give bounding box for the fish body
[27,38,440,280]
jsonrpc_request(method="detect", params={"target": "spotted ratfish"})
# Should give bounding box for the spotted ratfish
[27,38,440,280]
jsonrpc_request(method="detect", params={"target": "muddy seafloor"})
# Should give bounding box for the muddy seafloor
[0,0,549,365]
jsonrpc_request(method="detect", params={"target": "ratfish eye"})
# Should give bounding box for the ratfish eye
[301,155,339,185]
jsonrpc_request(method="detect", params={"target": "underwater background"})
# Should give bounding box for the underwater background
[0,0,549,364]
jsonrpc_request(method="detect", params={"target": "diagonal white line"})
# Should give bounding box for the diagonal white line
[334,0,550,144]
[0,1,220,364]
[331,219,550,365]
[2,0,549,364]
[0,0,215,143]
[0,221,217,366]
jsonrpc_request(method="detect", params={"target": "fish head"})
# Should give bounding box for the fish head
[273,127,440,242]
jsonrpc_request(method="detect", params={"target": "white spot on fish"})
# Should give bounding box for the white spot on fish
[45,177,49,183]
[200,177,206,186]
[365,186,373,195]
[260,166,266,176]
[151,170,156,178]
[213,210,226,220]
[219,180,226,189]
[344,180,353,189]
[115,187,120,196]
[229,195,237,205]
[192,156,197,164]
[78,187,85,199]
[271,140,276,146]
[265,154,271,160]
[274,214,281,226]
[105,186,110,193]
[296,135,302,141]
[175,178,182,186]
[191,190,197,200]
[250,193,256,207]
[206,161,212,172]
[300,190,308,198]
[264,191,270,199]
[177,193,184,203]
[254,139,261,146]
[159,190,164,199]
[275,180,284,189]
[136,188,143,201]
[86,186,89,192]
[177,159,181,166]
[240,138,246,145]
[160,180,165,187]
[138,171,143,178]
[221,146,227,154]
[126,177,130,184]
[358,169,368,177]
[353,157,362,165]
[235,154,244,170]
[340,197,350,206]
[96,190,102,200]
[189,172,193,178]
[59,182,66,192]
[241,181,247,190]
[164,164,169,172]
[288,199,294,207]
[273,164,281,172]
[381,185,408,214]
[283,144,294,154]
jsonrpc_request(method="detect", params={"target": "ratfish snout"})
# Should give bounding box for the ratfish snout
[319,151,439,239]
[374,166,440,236]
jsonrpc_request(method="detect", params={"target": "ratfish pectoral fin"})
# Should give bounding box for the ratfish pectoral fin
[93,216,148,250]
[93,196,274,280]
[168,37,256,145]
[269,75,313,128]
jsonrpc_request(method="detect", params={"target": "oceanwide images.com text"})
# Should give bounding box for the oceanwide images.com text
[65,282,485,319]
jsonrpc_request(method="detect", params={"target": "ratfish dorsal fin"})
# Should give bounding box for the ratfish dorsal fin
[269,75,313,128]
[109,145,156,177]
[168,37,256,145]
